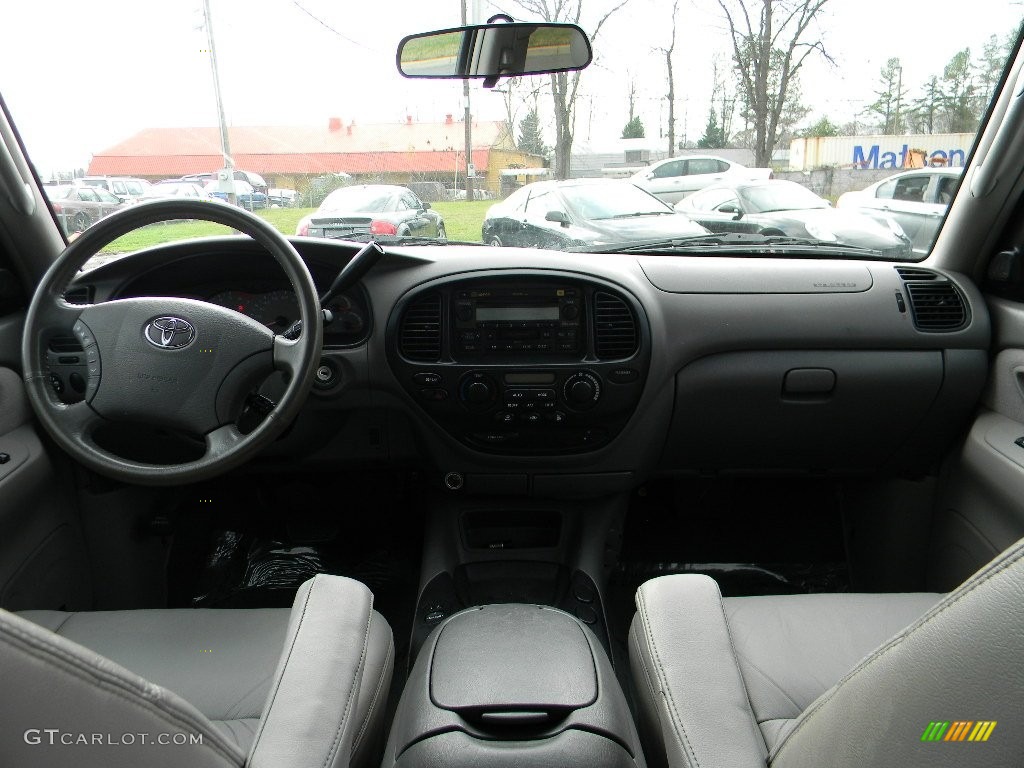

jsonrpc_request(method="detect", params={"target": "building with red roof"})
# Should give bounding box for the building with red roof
[87,116,547,198]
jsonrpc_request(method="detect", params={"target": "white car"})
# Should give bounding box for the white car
[836,167,964,256]
[630,154,773,204]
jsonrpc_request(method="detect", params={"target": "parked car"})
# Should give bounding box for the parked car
[675,179,912,258]
[183,170,269,196]
[482,178,707,249]
[202,179,268,210]
[137,181,213,201]
[630,154,773,204]
[296,184,445,240]
[836,167,964,256]
[267,187,298,207]
[42,183,125,234]
[78,176,152,203]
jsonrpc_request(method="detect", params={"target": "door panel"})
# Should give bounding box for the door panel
[0,365,92,612]
[928,300,1024,590]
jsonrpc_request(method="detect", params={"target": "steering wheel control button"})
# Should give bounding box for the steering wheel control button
[72,319,96,348]
[48,373,64,395]
[413,372,443,386]
[608,368,639,383]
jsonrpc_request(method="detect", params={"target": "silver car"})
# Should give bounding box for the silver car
[630,154,773,204]
[836,167,963,256]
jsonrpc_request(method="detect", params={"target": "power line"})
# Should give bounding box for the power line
[289,1,381,53]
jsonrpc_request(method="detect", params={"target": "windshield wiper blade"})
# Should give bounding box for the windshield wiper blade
[573,232,885,257]
[610,210,675,218]
[324,232,480,246]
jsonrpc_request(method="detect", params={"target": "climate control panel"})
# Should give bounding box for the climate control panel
[388,274,649,455]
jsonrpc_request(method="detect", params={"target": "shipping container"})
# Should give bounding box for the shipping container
[789,133,975,171]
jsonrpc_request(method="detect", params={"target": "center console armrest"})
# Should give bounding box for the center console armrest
[383,603,645,768]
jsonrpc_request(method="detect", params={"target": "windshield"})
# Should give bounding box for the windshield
[1,1,1021,260]
[740,183,830,213]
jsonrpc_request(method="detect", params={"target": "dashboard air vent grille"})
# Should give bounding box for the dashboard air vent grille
[895,267,938,281]
[594,292,638,359]
[906,283,967,331]
[400,293,442,360]
[63,285,94,304]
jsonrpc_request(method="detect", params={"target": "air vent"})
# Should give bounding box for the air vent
[895,267,938,281]
[49,336,84,353]
[906,283,967,331]
[400,293,442,360]
[593,292,638,359]
[63,285,94,304]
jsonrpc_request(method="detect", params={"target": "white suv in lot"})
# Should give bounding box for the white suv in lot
[79,176,152,204]
[630,154,773,204]
[836,167,964,256]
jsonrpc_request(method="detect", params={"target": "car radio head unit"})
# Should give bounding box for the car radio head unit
[453,285,581,356]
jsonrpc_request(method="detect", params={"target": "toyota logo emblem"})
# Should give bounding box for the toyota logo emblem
[144,317,196,349]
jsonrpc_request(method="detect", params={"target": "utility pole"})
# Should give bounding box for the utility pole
[203,0,235,204]
[461,0,475,201]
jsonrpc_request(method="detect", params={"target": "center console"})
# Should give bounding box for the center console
[387,273,650,454]
[381,603,646,768]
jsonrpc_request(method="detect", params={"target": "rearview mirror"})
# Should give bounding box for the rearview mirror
[397,22,592,85]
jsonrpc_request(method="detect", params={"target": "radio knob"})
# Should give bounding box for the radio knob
[561,303,580,320]
[464,379,494,404]
[564,372,600,407]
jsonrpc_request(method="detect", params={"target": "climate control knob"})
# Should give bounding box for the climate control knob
[563,371,601,408]
[460,374,496,408]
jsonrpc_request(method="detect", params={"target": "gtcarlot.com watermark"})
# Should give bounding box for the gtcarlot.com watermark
[24,729,202,747]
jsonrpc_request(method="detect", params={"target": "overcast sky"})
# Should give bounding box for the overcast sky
[1,0,1020,176]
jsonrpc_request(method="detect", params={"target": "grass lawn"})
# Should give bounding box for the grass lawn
[432,199,491,242]
[99,201,490,253]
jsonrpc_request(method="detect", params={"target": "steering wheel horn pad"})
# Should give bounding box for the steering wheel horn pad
[79,297,276,434]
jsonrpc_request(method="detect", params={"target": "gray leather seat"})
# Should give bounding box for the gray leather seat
[629,537,1024,768]
[0,574,394,768]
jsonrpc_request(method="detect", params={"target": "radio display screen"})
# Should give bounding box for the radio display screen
[475,305,560,322]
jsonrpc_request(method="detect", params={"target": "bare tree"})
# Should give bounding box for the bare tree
[717,0,833,166]
[507,0,633,178]
[657,0,681,157]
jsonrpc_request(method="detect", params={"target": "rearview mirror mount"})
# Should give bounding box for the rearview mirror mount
[397,21,592,87]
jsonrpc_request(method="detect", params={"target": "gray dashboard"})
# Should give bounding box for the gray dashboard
[66,237,990,493]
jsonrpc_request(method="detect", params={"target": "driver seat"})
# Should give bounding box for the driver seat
[0,574,394,768]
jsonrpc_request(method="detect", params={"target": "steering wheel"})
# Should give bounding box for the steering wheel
[21,199,323,486]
